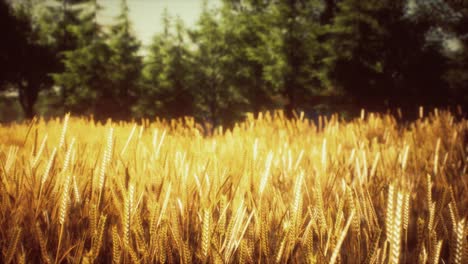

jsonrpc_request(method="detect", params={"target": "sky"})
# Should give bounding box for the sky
[98,0,218,50]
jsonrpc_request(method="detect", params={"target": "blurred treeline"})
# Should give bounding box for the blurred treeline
[1,0,467,125]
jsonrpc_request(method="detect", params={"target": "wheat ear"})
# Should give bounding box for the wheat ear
[123,184,134,248]
[97,127,113,205]
[389,192,404,264]
[5,227,21,264]
[112,225,121,264]
[90,215,107,260]
[35,223,51,264]
[452,219,465,264]
[58,113,70,149]
[201,208,211,262]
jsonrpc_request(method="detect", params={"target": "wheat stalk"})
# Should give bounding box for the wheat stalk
[121,124,136,156]
[259,151,274,197]
[58,113,70,149]
[5,227,21,264]
[32,134,47,168]
[330,210,355,264]
[0,109,467,263]
[38,147,56,195]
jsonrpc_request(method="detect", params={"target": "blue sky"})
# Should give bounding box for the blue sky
[98,0,218,50]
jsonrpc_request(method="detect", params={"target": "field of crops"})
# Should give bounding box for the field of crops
[0,109,467,263]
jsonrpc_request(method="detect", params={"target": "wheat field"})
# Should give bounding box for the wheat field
[0,109,466,263]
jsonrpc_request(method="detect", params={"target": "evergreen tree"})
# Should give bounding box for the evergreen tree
[190,2,248,127]
[107,0,143,119]
[387,1,449,108]
[137,10,195,119]
[38,0,88,51]
[37,0,90,105]
[220,0,279,115]
[387,0,468,108]
[52,0,112,117]
[438,0,468,105]
[136,32,166,118]
[266,0,328,116]
[326,0,390,109]
[157,17,195,119]
[325,0,448,110]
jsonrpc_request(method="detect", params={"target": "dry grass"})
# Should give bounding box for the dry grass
[0,109,466,263]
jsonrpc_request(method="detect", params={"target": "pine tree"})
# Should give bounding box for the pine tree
[137,9,195,119]
[326,0,451,110]
[439,0,468,105]
[220,0,279,115]
[190,1,248,127]
[52,0,112,117]
[265,0,328,116]
[325,0,391,109]
[107,0,143,119]
[136,32,166,118]
[38,0,89,53]
[37,0,90,105]
[158,17,195,119]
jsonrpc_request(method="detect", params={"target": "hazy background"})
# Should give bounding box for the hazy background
[98,0,219,49]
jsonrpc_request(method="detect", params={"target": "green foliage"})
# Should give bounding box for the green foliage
[325,0,395,106]
[137,10,195,119]
[52,0,112,117]
[136,34,165,118]
[190,2,249,126]
[36,0,91,77]
[440,0,468,105]
[106,0,143,119]
[325,0,454,110]
[277,0,329,114]
[219,0,279,113]
[231,0,329,115]
[2,0,467,123]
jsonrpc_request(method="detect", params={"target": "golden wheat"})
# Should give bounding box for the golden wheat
[0,109,466,263]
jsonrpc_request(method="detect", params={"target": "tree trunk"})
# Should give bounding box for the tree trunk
[284,82,296,118]
[18,83,37,119]
[283,0,301,119]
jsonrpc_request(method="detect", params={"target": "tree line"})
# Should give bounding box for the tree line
[1,0,467,125]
